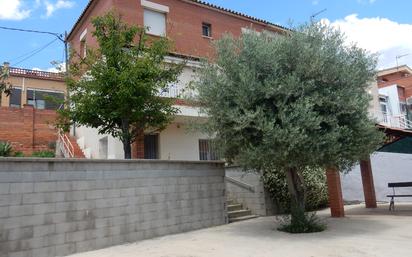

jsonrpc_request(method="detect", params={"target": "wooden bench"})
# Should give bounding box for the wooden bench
[387,182,412,211]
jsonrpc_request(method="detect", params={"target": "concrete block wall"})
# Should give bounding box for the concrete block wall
[0,158,226,257]
[225,167,276,216]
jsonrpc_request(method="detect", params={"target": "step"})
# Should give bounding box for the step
[229,215,259,223]
[227,204,243,212]
[226,199,235,205]
[228,209,252,219]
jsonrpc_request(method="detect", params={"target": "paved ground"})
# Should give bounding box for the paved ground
[69,203,412,257]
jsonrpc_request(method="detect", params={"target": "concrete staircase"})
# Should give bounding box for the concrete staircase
[67,135,86,158]
[227,199,258,223]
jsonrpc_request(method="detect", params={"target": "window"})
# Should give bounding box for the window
[202,23,212,37]
[27,89,64,110]
[199,139,220,161]
[400,102,407,114]
[144,134,159,159]
[9,88,22,108]
[144,9,166,36]
[80,40,87,58]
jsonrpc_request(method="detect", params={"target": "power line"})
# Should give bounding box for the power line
[8,38,59,64]
[0,26,64,42]
[12,38,59,66]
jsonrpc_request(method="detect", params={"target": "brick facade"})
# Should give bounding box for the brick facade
[0,105,58,155]
[67,0,285,60]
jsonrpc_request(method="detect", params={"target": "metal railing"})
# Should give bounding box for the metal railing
[375,111,412,129]
[158,84,197,99]
[226,176,255,193]
[8,66,64,80]
[58,130,74,158]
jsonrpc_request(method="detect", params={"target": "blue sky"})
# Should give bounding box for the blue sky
[1,0,411,71]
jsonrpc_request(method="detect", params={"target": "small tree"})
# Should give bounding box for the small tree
[196,23,383,232]
[0,62,12,96]
[63,12,183,159]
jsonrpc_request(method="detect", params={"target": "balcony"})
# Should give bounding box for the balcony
[9,67,65,81]
[374,111,412,130]
[159,83,197,99]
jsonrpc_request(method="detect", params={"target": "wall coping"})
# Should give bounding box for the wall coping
[0,157,225,165]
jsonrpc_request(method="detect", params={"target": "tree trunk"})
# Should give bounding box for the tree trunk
[121,119,132,159]
[123,139,132,159]
[285,167,306,224]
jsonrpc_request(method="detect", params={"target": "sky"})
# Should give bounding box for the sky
[0,0,412,71]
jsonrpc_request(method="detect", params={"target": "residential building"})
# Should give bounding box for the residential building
[66,0,287,160]
[374,65,412,129]
[0,65,67,155]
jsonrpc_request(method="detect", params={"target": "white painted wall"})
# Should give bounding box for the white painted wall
[379,85,400,116]
[73,119,209,161]
[342,152,412,202]
[74,126,124,159]
[159,122,209,161]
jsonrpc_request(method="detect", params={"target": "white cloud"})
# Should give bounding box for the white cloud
[32,63,66,73]
[0,0,31,20]
[44,0,74,17]
[357,0,377,4]
[322,14,412,69]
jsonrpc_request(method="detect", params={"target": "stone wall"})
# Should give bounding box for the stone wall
[0,158,226,257]
[0,106,57,156]
[225,167,276,216]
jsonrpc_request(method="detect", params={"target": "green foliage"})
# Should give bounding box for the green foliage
[196,22,384,233]
[262,167,329,212]
[0,141,13,157]
[31,151,55,158]
[14,151,24,157]
[60,11,183,158]
[277,208,326,233]
[196,22,383,172]
[0,64,12,96]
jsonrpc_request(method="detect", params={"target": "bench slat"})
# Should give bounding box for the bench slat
[388,182,412,187]
[387,195,412,197]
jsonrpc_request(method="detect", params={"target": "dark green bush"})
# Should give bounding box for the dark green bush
[277,208,326,233]
[32,151,55,158]
[0,141,13,157]
[14,151,24,157]
[262,167,329,213]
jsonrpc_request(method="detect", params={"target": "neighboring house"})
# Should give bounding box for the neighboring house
[66,0,287,160]
[374,65,412,129]
[342,66,412,203]
[0,65,67,155]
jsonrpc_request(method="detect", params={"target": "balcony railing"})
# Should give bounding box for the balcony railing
[374,111,412,130]
[159,84,197,99]
[9,67,64,81]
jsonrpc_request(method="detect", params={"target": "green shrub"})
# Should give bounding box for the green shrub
[14,151,24,157]
[0,141,13,157]
[277,209,326,233]
[32,151,55,158]
[262,167,329,213]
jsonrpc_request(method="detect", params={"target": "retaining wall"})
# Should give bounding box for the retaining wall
[0,158,226,257]
[225,167,277,216]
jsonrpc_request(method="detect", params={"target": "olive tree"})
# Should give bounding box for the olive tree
[195,23,383,231]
